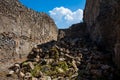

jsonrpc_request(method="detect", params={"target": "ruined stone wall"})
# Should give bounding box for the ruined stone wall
[58,23,87,39]
[84,0,120,69]
[0,0,58,73]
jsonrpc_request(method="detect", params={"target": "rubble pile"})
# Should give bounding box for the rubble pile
[7,37,119,80]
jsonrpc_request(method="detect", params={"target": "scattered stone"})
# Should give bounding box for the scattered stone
[28,62,34,70]
[65,54,74,59]
[14,68,19,74]
[71,73,78,78]
[7,37,118,80]
[83,48,88,52]
[24,72,32,80]
[8,70,14,76]
[32,77,38,80]
[57,68,64,73]
[19,71,25,77]
[101,65,110,70]
[45,59,54,64]
[42,76,51,80]
[72,60,78,72]
[59,58,65,61]
[14,63,20,68]
[66,49,70,54]
[90,69,102,77]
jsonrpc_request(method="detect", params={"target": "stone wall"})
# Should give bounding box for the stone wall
[84,0,120,69]
[58,23,87,39]
[0,0,58,74]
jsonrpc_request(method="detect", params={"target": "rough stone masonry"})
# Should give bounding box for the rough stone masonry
[84,0,120,69]
[0,0,58,74]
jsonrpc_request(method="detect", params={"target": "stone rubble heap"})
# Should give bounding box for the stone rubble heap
[7,37,119,80]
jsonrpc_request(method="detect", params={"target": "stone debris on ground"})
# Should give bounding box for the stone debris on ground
[7,37,120,80]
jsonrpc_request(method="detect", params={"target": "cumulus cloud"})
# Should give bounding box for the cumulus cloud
[49,6,83,28]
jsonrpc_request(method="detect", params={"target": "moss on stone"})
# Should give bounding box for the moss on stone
[30,64,41,77]
[51,47,59,59]
[57,61,69,71]
[40,65,51,74]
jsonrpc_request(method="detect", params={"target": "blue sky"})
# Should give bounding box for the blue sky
[19,0,86,28]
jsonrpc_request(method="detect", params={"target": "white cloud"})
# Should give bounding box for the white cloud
[49,6,83,29]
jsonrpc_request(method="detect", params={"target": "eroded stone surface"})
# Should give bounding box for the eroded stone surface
[0,0,58,75]
[84,0,120,69]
